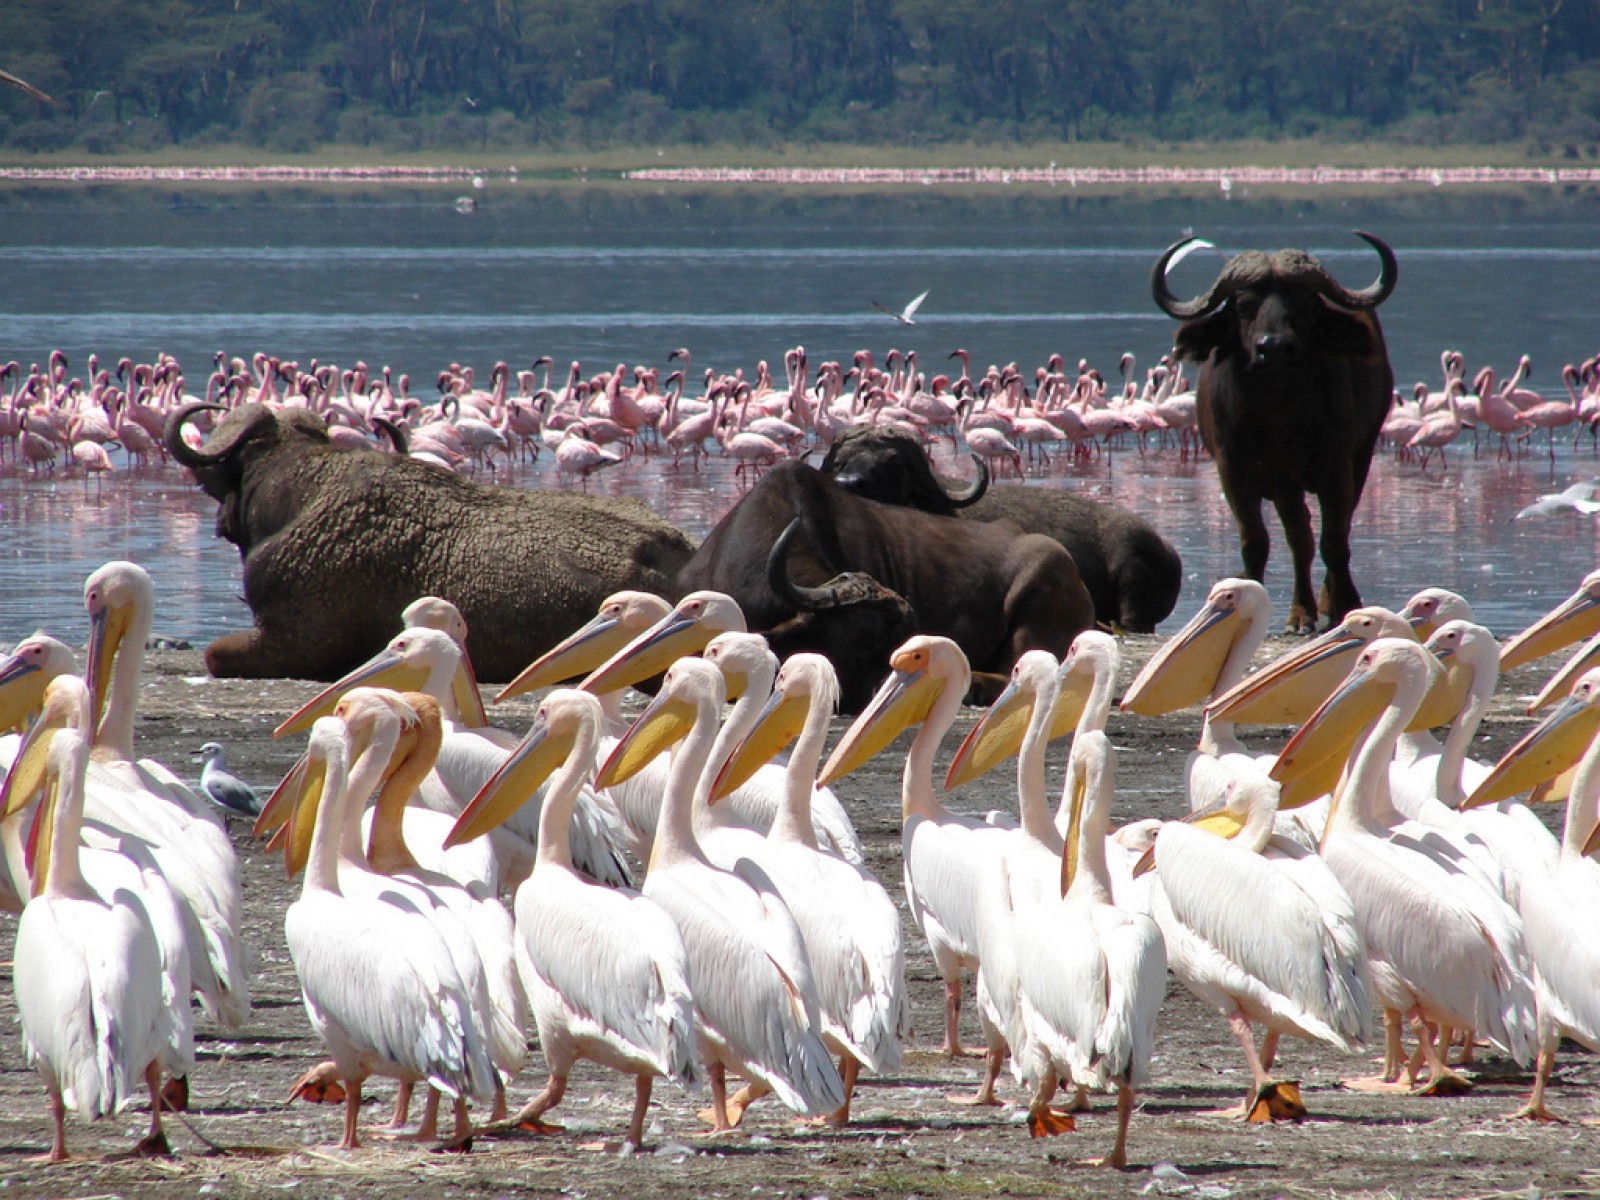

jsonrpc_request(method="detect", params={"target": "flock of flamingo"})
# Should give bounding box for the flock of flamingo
[4,342,1599,494]
[5,552,1600,1168]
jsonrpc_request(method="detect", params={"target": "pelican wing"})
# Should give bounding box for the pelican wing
[1156,824,1370,1048]
[518,869,700,1084]
[286,891,497,1101]
[1515,864,1600,1052]
[1091,904,1167,1088]
[643,862,845,1117]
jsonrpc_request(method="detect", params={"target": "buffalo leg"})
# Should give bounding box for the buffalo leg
[1223,482,1272,589]
[1315,485,1363,622]
[1271,492,1318,632]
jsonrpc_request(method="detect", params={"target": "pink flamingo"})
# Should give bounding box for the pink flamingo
[554,421,622,488]
[1406,380,1468,469]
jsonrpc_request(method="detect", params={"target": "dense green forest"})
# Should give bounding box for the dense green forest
[3,0,1599,155]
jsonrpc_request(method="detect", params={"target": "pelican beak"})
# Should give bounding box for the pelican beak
[447,710,575,847]
[1271,668,1394,787]
[582,611,713,697]
[1059,769,1086,895]
[254,751,308,840]
[23,754,61,897]
[1462,691,1600,808]
[1500,585,1600,671]
[1526,632,1600,714]
[284,750,333,877]
[1048,669,1091,743]
[451,647,489,729]
[274,647,424,739]
[945,677,1031,790]
[710,685,807,803]
[594,689,696,789]
[1409,648,1470,731]
[1120,599,1238,716]
[1185,798,1252,840]
[85,598,130,739]
[819,655,943,787]
[0,650,49,734]
[1208,626,1368,727]
[497,613,627,702]
[0,695,72,821]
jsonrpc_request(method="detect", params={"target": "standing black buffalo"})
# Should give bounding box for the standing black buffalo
[819,426,1182,632]
[1152,231,1397,631]
[673,461,1095,709]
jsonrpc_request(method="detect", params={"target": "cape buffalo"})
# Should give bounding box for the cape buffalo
[1152,230,1398,631]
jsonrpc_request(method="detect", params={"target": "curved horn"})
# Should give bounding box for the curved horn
[945,454,988,507]
[372,416,409,455]
[164,402,256,469]
[1315,230,1399,311]
[1150,236,1229,320]
[766,519,841,613]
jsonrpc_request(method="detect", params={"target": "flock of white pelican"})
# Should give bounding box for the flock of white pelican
[4,559,1600,1171]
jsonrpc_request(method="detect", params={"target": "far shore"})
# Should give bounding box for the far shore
[4,138,1600,194]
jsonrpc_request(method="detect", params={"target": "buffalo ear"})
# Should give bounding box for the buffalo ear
[1172,308,1235,363]
[1315,303,1382,358]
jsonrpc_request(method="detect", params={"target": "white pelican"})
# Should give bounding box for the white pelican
[282,716,498,1149]
[709,652,910,1124]
[447,688,700,1145]
[82,560,251,1037]
[1462,666,1600,1120]
[275,624,627,889]
[1138,773,1369,1121]
[1271,638,1538,1093]
[821,635,1012,1058]
[280,688,519,1136]
[595,656,844,1130]
[1011,731,1166,1168]
[1396,587,1474,639]
[941,649,1071,1106]
[2,677,196,1103]
[10,707,172,1161]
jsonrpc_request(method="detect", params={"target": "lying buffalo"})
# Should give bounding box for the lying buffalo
[820,426,1182,632]
[674,460,1095,709]
[167,403,697,681]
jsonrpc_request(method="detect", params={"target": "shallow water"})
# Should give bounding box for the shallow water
[2,183,1598,653]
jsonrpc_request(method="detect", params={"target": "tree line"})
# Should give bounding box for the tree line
[3,0,1598,155]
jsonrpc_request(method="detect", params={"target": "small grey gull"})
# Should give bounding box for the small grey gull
[194,741,262,817]
[1515,480,1600,520]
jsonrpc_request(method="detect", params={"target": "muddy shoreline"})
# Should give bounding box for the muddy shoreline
[0,638,1594,1200]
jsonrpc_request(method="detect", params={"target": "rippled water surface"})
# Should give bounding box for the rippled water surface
[2,183,1598,653]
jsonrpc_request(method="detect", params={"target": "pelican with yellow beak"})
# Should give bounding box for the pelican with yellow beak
[821,635,1011,1059]
[1463,666,1600,1121]
[706,653,908,1124]
[11,708,172,1163]
[1136,774,1369,1121]
[593,656,844,1130]
[282,716,498,1150]
[445,688,700,1146]
[1270,638,1537,1094]
[1011,732,1166,1168]
[81,561,251,1043]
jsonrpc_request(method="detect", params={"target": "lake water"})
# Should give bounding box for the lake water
[2,181,1598,656]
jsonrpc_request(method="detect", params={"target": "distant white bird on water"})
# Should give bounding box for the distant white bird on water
[1515,480,1600,520]
[194,742,262,818]
[873,289,930,326]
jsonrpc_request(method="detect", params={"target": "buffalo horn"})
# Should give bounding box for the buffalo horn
[1314,230,1399,311]
[164,402,269,469]
[1150,236,1228,320]
[767,519,843,613]
[372,416,410,455]
[945,455,989,507]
